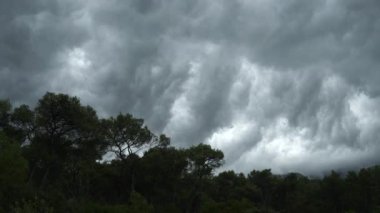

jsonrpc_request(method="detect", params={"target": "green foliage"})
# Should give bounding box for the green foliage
[11,104,35,142]
[201,197,259,213]
[0,132,28,211]
[2,92,380,213]
[0,99,11,128]
[139,147,187,203]
[0,132,27,185]
[186,143,224,178]
[77,192,152,213]
[12,197,54,213]
[128,192,154,213]
[101,113,153,160]
[78,202,131,213]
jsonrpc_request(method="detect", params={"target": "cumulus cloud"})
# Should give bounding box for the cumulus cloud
[1,0,380,174]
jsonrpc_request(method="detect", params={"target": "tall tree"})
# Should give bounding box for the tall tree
[185,144,224,179]
[27,92,104,193]
[10,104,35,144]
[101,113,156,195]
[101,113,153,160]
[321,171,344,213]
[0,99,11,130]
[184,143,224,213]
[248,169,277,211]
[0,131,28,211]
[139,146,187,212]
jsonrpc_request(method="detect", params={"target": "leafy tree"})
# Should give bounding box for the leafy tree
[320,171,344,213]
[12,197,54,213]
[77,192,152,213]
[10,104,36,144]
[183,144,224,213]
[0,132,28,211]
[248,169,277,211]
[139,146,187,211]
[3,92,380,213]
[273,173,319,213]
[101,113,157,195]
[26,92,105,196]
[0,132,27,184]
[0,99,11,128]
[357,168,374,212]
[186,144,224,178]
[344,171,363,212]
[101,113,153,160]
[201,196,258,213]
[210,171,255,202]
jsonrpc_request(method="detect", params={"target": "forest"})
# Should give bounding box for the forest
[0,92,380,213]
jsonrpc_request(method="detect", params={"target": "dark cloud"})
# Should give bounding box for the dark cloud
[1,0,380,175]
[0,0,90,103]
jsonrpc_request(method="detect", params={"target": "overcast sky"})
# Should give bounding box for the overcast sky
[1,0,380,175]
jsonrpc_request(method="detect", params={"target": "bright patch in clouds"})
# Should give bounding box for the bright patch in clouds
[1,0,380,174]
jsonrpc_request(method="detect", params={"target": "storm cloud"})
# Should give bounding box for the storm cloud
[1,0,380,175]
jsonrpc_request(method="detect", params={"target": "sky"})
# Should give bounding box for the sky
[1,0,380,175]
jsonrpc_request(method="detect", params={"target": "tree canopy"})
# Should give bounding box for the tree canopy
[1,92,380,213]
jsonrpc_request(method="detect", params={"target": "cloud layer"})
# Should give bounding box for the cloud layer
[1,0,380,174]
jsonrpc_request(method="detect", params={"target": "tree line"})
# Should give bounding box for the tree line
[0,92,380,213]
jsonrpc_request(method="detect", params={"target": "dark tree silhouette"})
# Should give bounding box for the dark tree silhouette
[1,93,380,213]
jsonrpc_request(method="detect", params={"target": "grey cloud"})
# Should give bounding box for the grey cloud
[1,0,380,175]
[0,0,90,103]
